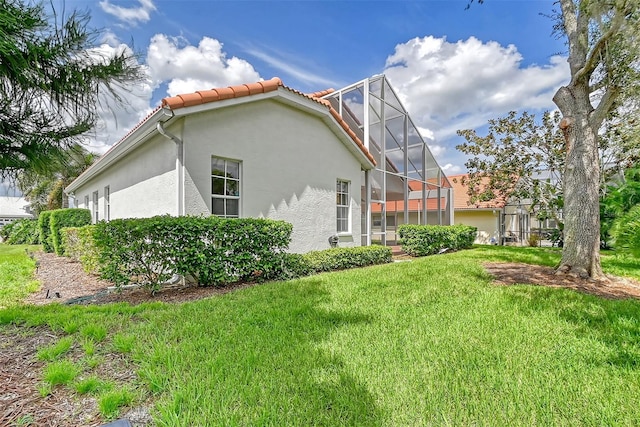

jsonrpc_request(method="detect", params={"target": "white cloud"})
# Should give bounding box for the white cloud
[441,163,462,173]
[100,0,156,25]
[84,43,154,153]
[384,36,569,141]
[244,47,338,88]
[147,34,262,97]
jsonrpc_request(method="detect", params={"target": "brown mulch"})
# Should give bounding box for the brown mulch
[484,262,640,300]
[27,251,255,306]
[4,252,640,426]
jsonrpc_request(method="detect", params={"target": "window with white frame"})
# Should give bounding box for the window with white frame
[104,186,110,221]
[84,195,89,209]
[211,156,240,218]
[336,179,350,233]
[92,191,99,223]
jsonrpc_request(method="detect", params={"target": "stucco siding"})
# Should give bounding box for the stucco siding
[454,210,500,244]
[183,99,362,253]
[73,132,178,220]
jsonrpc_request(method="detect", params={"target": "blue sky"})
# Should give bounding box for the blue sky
[69,0,569,174]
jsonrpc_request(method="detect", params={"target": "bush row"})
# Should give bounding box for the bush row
[61,226,100,273]
[398,224,477,257]
[278,246,393,279]
[60,216,392,290]
[91,215,293,291]
[38,208,91,254]
[0,218,40,244]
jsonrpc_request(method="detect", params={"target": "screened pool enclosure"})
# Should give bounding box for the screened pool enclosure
[322,75,453,246]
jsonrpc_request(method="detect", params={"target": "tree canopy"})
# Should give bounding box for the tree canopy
[0,0,141,176]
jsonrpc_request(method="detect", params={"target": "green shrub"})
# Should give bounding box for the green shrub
[38,211,54,252]
[61,225,99,273]
[398,224,477,257]
[93,215,293,291]
[612,204,640,256]
[1,219,40,244]
[49,208,92,255]
[275,253,313,279]
[303,246,393,272]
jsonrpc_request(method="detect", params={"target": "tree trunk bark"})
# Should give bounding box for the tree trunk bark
[553,85,604,279]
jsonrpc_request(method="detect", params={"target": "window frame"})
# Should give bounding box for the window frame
[211,156,241,218]
[104,185,110,221]
[336,179,351,234]
[92,191,99,223]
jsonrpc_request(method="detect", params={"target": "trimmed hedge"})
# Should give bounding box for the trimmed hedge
[302,246,392,273]
[0,219,40,244]
[398,224,477,257]
[57,215,393,291]
[50,208,92,255]
[61,225,99,273]
[38,211,54,252]
[93,215,293,291]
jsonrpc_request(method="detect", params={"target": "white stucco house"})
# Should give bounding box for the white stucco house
[65,75,452,252]
[66,77,378,253]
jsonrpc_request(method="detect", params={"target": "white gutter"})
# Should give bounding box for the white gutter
[156,109,185,216]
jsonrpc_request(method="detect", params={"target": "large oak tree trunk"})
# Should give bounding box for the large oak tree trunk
[553,85,604,279]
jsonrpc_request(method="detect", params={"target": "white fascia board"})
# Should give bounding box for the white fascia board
[65,108,168,193]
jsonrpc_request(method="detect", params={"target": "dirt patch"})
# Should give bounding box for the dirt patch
[484,262,640,300]
[29,251,257,306]
[0,326,102,427]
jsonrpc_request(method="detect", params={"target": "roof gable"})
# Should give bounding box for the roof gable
[161,78,374,166]
[448,173,507,210]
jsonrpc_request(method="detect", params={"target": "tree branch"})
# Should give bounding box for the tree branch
[591,84,620,129]
[573,8,626,84]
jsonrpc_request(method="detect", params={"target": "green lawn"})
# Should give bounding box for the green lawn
[2,244,640,425]
[0,244,40,308]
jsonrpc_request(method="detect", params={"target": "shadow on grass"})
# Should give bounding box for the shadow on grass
[466,245,561,267]
[134,278,383,426]
[503,286,640,369]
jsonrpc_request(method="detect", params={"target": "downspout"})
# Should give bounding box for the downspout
[156,110,184,216]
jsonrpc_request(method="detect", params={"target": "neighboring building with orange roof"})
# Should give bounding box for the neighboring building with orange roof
[66,75,452,251]
[448,173,533,245]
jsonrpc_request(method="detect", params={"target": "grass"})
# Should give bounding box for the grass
[43,360,80,386]
[99,388,134,419]
[36,336,73,361]
[1,243,640,425]
[0,244,40,308]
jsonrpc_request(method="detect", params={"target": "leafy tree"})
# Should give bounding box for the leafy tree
[457,111,566,224]
[0,0,141,176]
[469,0,640,278]
[17,144,96,216]
[457,110,640,233]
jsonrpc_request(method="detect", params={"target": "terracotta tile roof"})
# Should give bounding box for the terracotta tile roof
[306,88,335,98]
[448,173,506,210]
[371,198,447,213]
[161,78,375,166]
[162,77,283,109]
